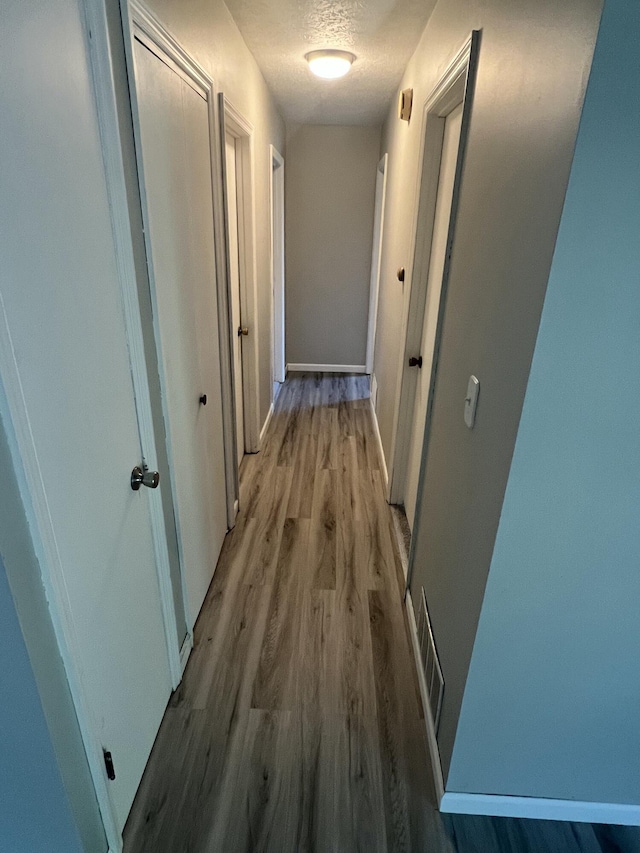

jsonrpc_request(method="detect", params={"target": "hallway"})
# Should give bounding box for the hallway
[124,372,438,851]
[122,374,633,853]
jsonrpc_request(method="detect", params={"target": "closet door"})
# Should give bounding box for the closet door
[134,37,228,627]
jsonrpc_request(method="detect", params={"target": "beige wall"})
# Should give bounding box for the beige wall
[285,125,380,367]
[373,0,603,779]
[143,0,285,427]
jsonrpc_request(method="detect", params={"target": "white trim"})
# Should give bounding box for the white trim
[270,146,286,385]
[124,0,237,597]
[365,154,388,375]
[209,97,240,530]
[390,509,410,581]
[84,0,181,689]
[439,792,640,826]
[223,98,254,137]
[405,588,446,804]
[259,378,283,447]
[388,32,480,507]
[128,1,210,91]
[179,633,193,674]
[259,402,275,446]
[222,97,261,455]
[368,396,388,491]
[287,363,367,374]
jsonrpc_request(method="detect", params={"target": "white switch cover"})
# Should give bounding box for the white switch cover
[464,375,480,429]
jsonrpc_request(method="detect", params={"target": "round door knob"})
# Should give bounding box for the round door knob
[131,466,160,491]
[408,356,423,368]
[199,394,207,406]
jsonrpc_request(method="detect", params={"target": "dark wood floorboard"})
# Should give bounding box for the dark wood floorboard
[124,372,640,853]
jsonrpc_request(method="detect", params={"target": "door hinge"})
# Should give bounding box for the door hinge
[103,749,116,781]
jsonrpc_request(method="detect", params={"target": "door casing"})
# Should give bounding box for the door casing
[270,145,286,389]
[366,153,389,376]
[122,0,239,629]
[403,103,463,530]
[388,33,480,519]
[220,97,261,456]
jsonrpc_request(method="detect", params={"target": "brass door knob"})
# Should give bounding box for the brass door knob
[238,326,249,337]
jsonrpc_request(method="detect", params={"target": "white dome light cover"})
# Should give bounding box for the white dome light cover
[305,50,355,79]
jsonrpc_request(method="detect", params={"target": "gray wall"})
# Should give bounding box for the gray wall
[0,415,106,852]
[285,125,380,367]
[373,0,603,779]
[450,0,640,805]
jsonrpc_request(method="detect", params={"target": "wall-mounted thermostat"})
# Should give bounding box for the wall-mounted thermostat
[464,375,480,429]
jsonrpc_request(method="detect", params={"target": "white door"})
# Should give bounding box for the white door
[0,1,174,833]
[271,147,286,385]
[366,155,388,375]
[225,133,245,467]
[134,39,228,627]
[405,102,463,529]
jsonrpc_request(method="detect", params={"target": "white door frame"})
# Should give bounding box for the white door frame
[220,98,261,455]
[270,146,286,391]
[388,32,480,508]
[122,0,239,632]
[365,153,388,376]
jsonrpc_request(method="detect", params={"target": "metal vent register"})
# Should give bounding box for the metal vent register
[417,588,445,734]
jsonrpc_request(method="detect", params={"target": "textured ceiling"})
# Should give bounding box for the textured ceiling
[224,0,438,125]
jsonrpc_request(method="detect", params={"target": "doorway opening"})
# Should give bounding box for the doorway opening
[270,145,285,399]
[365,153,388,377]
[389,34,478,539]
[221,99,260,460]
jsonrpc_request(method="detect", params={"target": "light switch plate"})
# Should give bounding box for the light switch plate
[464,375,480,429]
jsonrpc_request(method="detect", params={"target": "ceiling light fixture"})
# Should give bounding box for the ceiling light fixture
[305,49,355,80]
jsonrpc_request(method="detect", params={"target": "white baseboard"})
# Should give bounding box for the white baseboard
[405,589,445,804]
[390,511,409,581]
[368,395,388,491]
[440,792,640,826]
[286,363,366,374]
[370,372,378,409]
[179,633,193,675]
[260,402,275,445]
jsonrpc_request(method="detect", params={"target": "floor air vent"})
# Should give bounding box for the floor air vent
[417,587,444,734]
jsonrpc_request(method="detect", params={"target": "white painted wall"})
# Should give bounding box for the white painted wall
[450,0,640,807]
[0,417,105,852]
[143,0,285,429]
[285,125,380,368]
[373,0,603,779]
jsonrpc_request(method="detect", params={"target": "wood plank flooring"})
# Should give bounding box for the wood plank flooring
[124,373,640,853]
